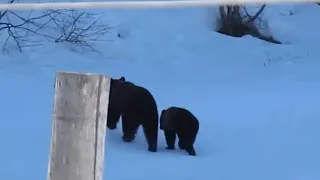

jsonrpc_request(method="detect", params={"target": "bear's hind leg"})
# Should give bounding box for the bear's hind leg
[142,122,158,152]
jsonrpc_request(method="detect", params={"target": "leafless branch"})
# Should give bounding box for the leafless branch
[0,1,112,52]
[42,9,112,51]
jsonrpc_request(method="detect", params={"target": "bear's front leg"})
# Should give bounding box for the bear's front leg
[164,130,176,150]
[177,133,186,150]
[179,136,197,156]
[122,115,139,142]
[178,140,186,150]
[122,134,135,142]
[106,107,121,130]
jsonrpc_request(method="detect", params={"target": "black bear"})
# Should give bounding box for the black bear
[160,106,199,156]
[107,76,159,152]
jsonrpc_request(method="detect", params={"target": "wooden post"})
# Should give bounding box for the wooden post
[47,71,111,180]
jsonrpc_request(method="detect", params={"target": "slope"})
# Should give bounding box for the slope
[0,2,319,180]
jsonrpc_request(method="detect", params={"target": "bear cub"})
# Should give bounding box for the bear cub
[160,106,199,156]
[107,76,159,153]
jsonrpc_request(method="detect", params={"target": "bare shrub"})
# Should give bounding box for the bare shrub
[0,0,112,52]
[43,9,112,51]
[216,4,281,44]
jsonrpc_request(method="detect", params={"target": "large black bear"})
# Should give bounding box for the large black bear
[160,106,199,156]
[107,76,159,152]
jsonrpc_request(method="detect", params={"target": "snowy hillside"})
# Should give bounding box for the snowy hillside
[0,1,319,180]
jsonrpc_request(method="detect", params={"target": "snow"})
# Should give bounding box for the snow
[0,1,320,180]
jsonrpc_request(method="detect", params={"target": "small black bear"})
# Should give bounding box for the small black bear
[160,106,199,156]
[107,76,159,152]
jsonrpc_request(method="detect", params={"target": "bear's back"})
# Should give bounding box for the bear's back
[113,81,158,120]
[164,107,198,129]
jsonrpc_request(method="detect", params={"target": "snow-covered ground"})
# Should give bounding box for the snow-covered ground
[0,1,319,180]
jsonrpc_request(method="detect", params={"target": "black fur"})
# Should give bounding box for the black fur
[160,107,199,156]
[107,76,159,152]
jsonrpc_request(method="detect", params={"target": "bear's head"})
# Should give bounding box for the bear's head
[110,76,125,86]
[159,110,166,130]
[109,76,125,99]
[107,76,126,129]
[159,108,176,131]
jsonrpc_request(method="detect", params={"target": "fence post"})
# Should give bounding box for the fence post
[47,71,111,180]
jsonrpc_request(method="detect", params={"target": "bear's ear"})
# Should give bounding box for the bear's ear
[120,76,125,81]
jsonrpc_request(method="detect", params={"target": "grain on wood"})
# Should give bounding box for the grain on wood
[47,71,110,180]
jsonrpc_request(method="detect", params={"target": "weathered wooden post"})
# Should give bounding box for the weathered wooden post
[47,71,111,180]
